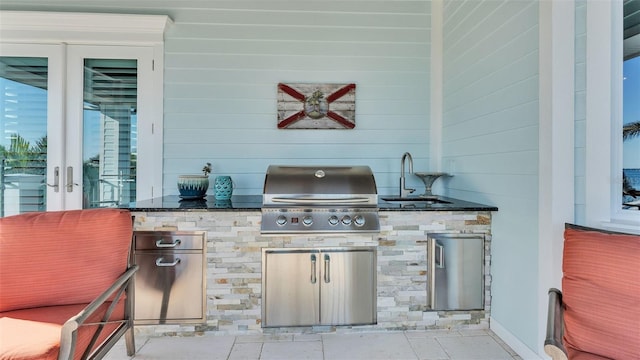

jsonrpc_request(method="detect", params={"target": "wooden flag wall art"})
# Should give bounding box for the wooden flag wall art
[277,83,356,129]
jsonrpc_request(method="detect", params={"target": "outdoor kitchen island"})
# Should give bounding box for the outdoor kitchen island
[123,195,497,337]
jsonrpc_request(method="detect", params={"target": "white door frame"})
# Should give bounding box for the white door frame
[0,11,171,210]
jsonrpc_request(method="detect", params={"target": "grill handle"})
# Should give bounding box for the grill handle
[271,197,371,204]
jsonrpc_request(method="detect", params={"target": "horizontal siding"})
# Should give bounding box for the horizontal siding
[162,2,431,196]
[163,113,429,130]
[169,25,429,43]
[441,0,539,352]
[0,0,432,197]
[164,69,428,86]
[165,39,429,58]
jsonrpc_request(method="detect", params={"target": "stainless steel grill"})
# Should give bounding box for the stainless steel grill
[261,165,380,234]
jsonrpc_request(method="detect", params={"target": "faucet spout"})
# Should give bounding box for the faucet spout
[400,152,416,198]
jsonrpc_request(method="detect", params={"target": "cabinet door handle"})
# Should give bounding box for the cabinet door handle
[310,254,317,284]
[156,239,181,248]
[324,254,331,283]
[155,257,181,267]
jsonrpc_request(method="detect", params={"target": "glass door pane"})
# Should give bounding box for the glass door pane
[0,57,48,216]
[82,59,138,208]
[623,56,640,210]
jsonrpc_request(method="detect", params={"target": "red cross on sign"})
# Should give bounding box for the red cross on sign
[277,83,356,129]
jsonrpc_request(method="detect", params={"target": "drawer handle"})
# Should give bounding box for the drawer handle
[155,257,181,267]
[155,239,181,248]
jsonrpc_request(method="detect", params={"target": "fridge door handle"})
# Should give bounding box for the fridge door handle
[310,254,317,284]
[435,241,445,269]
[428,239,435,309]
[324,254,330,283]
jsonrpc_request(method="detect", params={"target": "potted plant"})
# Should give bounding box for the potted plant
[177,163,212,199]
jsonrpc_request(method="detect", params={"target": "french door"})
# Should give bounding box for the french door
[0,43,155,215]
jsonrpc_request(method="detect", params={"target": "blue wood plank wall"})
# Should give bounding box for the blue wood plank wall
[440,0,540,352]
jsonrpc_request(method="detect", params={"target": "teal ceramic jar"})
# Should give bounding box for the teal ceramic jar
[214,176,233,200]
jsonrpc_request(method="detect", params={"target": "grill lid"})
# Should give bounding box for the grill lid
[261,165,380,234]
[262,165,378,207]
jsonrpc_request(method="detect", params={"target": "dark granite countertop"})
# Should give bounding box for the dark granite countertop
[121,195,497,212]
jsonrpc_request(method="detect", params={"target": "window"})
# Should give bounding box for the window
[622,57,640,210]
[583,0,638,233]
[622,2,640,211]
[0,57,48,215]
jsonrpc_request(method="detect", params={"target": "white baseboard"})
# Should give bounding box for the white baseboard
[490,317,543,360]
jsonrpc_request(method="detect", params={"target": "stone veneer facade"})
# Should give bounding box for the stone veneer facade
[130,210,492,337]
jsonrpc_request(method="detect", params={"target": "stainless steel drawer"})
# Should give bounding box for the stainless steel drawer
[134,252,204,322]
[133,230,206,325]
[134,231,204,251]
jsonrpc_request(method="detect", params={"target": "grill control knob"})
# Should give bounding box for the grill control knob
[354,215,366,227]
[276,215,287,226]
[328,215,340,226]
[341,215,352,226]
[302,216,313,226]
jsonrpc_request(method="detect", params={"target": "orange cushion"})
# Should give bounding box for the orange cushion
[562,226,640,360]
[0,303,90,325]
[0,209,132,312]
[0,302,125,360]
[0,317,60,360]
[566,347,614,360]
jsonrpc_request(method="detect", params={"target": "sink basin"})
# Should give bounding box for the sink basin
[381,197,451,205]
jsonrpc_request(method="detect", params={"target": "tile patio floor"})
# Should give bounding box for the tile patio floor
[104,329,523,360]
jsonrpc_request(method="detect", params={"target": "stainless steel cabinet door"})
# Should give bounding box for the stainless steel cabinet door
[428,234,484,310]
[135,252,204,322]
[262,249,320,327]
[319,248,376,326]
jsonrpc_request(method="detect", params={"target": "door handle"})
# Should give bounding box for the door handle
[310,254,317,284]
[435,242,445,269]
[46,166,60,192]
[155,257,181,267]
[324,254,330,283]
[66,166,79,192]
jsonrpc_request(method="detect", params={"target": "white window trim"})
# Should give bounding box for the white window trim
[585,1,640,234]
[0,11,172,201]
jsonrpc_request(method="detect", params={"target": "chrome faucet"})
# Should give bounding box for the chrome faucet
[400,152,416,198]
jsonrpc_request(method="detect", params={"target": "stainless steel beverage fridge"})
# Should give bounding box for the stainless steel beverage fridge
[427,233,484,310]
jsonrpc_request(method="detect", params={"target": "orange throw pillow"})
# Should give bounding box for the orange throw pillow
[562,226,640,360]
